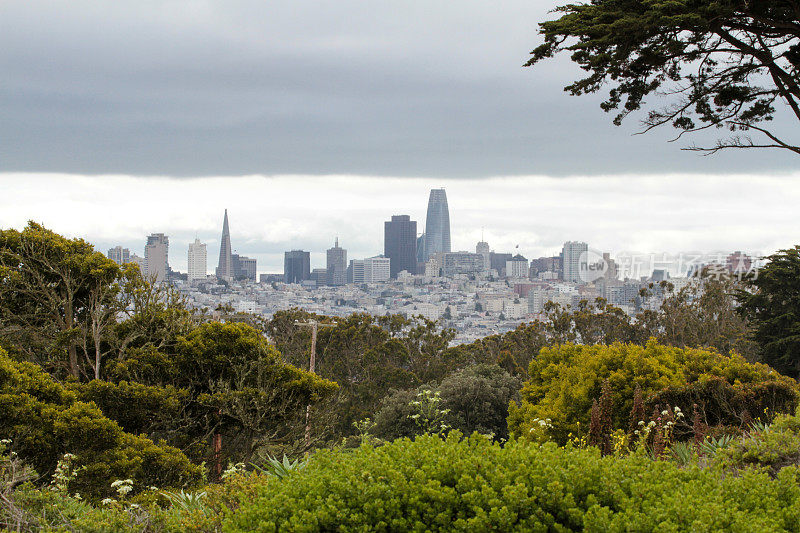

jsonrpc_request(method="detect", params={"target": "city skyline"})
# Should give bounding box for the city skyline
[2,173,797,276]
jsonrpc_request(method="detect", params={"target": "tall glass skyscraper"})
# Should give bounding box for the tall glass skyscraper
[423,189,451,261]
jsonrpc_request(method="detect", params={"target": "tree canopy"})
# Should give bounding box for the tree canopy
[738,246,800,377]
[528,0,800,154]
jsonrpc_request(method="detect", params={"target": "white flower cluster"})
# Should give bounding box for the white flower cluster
[529,418,553,432]
[111,478,133,497]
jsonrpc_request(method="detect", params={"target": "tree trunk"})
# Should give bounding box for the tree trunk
[65,301,79,379]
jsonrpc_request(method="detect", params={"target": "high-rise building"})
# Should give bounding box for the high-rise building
[284,250,311,284]
[506,254,529,278]
[562,241,589,283]
[144,233,169,283]
[476,241,490,271]
[423,189,451,261]
[442,252,484,277]
[326,237,347,286]
[232,254,257,281]
[350,256,391,283]
[187,238,207,281]
[384,215,417,278]
[489,252,512,276]
[311,268,328,286]
[216,209,234,281]
[416,234,426,263]
[107,246,130,265]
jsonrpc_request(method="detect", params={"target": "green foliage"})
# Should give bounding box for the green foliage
[0,347,202,500]
[103,321,338,464]
[526,0,800,154]
[373,364,520,441]
[267,310,461,440]
[0,222,125,379]
[225,433,800,532]
[252,455,308,479]
[714,414,800,476]
[508,341,798,444]
[739,246,800,377]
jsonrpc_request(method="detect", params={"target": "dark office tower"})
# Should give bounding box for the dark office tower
[384,215,417,278]
[423,189,451,261]
[490,252,513,277]
[284,250,311,284]
[326,237,347,286]
[216,209,234,281]
[416,234,426,263]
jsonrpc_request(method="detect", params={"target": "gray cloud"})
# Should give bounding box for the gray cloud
[1,1,797,177]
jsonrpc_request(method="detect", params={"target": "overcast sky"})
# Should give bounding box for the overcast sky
[1,1,798,274]
[1,0,798,176]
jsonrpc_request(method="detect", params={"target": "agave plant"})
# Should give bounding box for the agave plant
[162,489,208,511]
[749,420,771,434]
[668,441,696,465]
[251,454,308,479]
[699,435,736,456]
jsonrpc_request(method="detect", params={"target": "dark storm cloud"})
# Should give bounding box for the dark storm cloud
[1,1,797,177]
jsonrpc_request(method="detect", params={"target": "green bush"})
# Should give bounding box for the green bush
[373,364,520,441]
[713,414,800,476]
[224,433,800,532]
[0,348,202,500]
[508,340,798,444]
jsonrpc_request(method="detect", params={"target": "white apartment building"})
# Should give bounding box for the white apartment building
[562,241,588,284]
[187,238,207,281]
[351,256,391,283]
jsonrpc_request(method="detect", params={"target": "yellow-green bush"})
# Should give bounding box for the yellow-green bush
[223,433,800,532]
[507,340,797,444]
[0,348,202,500]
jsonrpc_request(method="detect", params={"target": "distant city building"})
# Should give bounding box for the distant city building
[216,209,234,281]
[312,268,328,286]
[531,256,562,280]
[652,268,669,282]
[350,256,391,283]
[107,246,130,265]
[284,250,311,284]
[726,251,753,275]
[506,254,529,279]
[489,252,512,276]
[326,238,347,286]
[144,233,169,283]
[562,241,588,283]
[425,254,443,277]
[423,189,451,261]
[187,238,207,281]
[129,254,146,272]
[416,233,426,264]
[232,254,257,281]
[476,241,490,271]
[442,252,484,277]
[603,252,618,281]
[384,215,417,278]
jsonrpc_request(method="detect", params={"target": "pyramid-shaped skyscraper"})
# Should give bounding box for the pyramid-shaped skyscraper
[216,209,234,281]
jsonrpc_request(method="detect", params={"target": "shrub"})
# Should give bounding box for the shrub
[713,414,800,476]
[372,364,520,441]
[508,340,798,444]
[224,433,800,532]
[0,348,202,500]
